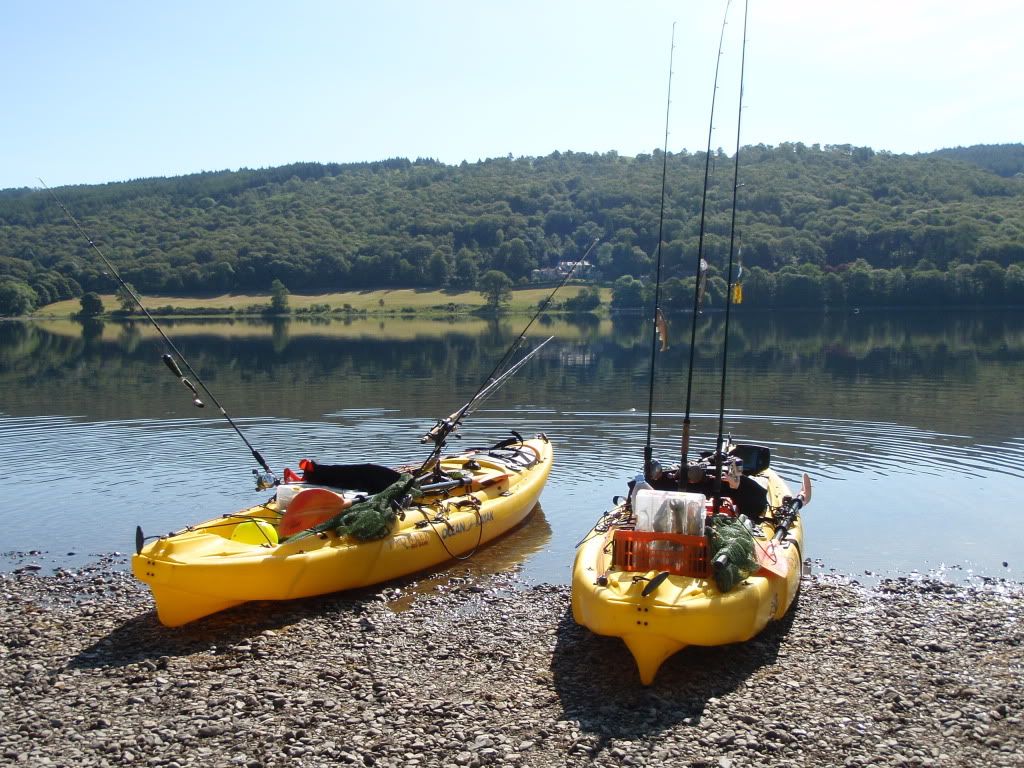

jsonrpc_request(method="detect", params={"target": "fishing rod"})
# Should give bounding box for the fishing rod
[678,0,734,486]
[39,180,277,487]
[419,334,553,448]
[773,474,812,542]
[418,237,599,475]
[712,0,749,512]
[643,22,676,482]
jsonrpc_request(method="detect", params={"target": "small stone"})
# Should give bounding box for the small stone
[0,556,1020,768]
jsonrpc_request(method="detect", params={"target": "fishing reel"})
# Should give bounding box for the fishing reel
[252,469,277,491]
[685,451,743,489]
[421,417,459,445]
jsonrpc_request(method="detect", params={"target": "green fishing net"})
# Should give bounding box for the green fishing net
[709,515,759,593]
[295,473,415,542]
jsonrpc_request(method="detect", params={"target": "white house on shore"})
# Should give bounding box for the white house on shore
[530,260,601,283]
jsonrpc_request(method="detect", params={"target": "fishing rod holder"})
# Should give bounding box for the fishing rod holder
[421,418,458,445]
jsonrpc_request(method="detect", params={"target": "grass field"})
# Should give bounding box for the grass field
[37,285,609,317]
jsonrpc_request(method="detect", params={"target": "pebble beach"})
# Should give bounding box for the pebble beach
[2,558,1021,768]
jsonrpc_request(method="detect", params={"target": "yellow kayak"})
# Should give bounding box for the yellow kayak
[572,456,810,685]
[133,436,552,626]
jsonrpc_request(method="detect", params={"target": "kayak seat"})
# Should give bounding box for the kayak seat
[299,462,403,494]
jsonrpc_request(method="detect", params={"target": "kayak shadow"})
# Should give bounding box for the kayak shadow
[68,506,554,671]
[550,591,799,740]
[65,590,380,671]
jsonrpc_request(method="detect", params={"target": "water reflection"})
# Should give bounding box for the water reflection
[1,309,1022,584]
[384,505,553,613]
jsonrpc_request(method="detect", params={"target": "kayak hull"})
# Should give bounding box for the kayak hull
[133,437,553,626]
[571,468,803,684]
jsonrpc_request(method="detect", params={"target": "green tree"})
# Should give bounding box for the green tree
[1004,264,1024,304]
[610,275,646,311]
[742,267,775,306]
[660,276,693,310]
[78,291,104,318]
[822,272,846,307]
[841,263,873,306]
[426,251,451,287]
[116,283,138,312]
[0,279,38,317]
[705,275,729,308]
[492,238,535,281]
[972,260,1006,303]
[478,269,512,311]
[563,286,602,313]
[906,270,950,305]
[609,243,652,278]
[775,272,824,308]
[870,268,906,305]
[450,248,480,291]
[269,279,290,314]
[204,262,236,293]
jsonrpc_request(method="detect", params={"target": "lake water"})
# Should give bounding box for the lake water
[1,309,1021,585]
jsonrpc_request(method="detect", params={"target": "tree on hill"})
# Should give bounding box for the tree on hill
[479,270,512,311]
[450,249,480,291]
[78,291,104,318]
[0,279,38,317]
[610,275,646,311]
[269,279,290,314]
[563,286,602,313]
[116,283,138,312]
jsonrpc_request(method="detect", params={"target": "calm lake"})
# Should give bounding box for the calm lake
[1,309,1021,586]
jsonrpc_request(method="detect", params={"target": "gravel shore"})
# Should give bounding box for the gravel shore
[2,558,1021,768]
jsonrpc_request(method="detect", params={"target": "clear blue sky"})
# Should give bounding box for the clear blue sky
[3,0,1020,190]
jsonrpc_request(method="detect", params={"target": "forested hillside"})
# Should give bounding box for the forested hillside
[1,142,1022,315]
[927,143,1024,178]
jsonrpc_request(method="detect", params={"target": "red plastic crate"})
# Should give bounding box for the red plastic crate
[611,529,709,578]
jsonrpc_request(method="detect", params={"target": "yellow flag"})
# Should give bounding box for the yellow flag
[732,283,743,304]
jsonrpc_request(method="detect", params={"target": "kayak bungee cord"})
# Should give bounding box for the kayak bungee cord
[411,439,541,561]
[417,236,599,476]
[642,22,677,482]
[677,0,734,484]
[711,0,749,513]
[39,180,278,487]
[407,481,487,563]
